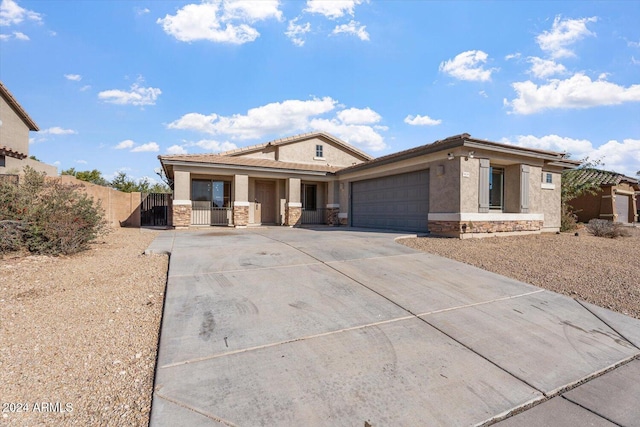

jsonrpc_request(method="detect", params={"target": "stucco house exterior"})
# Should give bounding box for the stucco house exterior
[567,169,639,224]
[0,81,57,177]
[159,132,579,238]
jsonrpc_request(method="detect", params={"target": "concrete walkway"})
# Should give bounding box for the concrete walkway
[147,227,640,426]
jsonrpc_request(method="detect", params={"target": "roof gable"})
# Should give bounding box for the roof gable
[218,132,373,161]
[0,81,39,131]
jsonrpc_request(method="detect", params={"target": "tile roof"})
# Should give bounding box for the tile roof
[158,153,342,173]
[568,168,639,187]
[0,145,28,159]
[0,81,39,131]
[217,131,373,160]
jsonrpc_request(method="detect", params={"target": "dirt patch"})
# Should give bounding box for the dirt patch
[0,228,168,426]
[399,226,640,320]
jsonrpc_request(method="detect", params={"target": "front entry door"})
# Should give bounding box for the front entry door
[255,181,276,224]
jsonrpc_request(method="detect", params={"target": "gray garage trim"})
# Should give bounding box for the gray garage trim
[351,169,429,232]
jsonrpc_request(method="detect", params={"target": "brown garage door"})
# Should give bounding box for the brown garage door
[615,194,630,223]
[351,169,429,232]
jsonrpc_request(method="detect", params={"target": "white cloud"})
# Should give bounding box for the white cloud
[80,85,91,92]
[336,107,380,125]
[131,142,159,153]
[187,139,238,152]
[167,97,338,139]
[42,126,77,135]
[168,97,386,152]
[633,56,640,66]
[528,57,567,79]
[304,0,365,19]
[76,159,88,164]
[0,33,9,41]
[285,17,310,47]
[223,0,282,22]
[505,53,521,60]
[98,83,161,106]
[12,30,28,40]
[135,7,150,15]
[332,20,369,41]
[628,40,640,48]
[64,74,82,81]
[506,73,640,114]
[439,50,497,82]
[503,134,640,176]
[502,134,592,158]
[157,0,281,44]
[114,139,135,149]
[166,144,188,155]
[0,0,42,26]
[309,118,386,151]
[404,114,442,126]
[536,16,597,59]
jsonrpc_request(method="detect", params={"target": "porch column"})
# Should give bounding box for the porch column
[233,174,249,227]
[326,180,340,225]
[172,170,191,228]
[285,177,302,227]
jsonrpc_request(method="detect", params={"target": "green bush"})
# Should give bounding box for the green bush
[0,167,108,255]
[586,219,631,238]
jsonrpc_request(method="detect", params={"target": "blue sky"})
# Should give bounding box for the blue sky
[1,0,639,183]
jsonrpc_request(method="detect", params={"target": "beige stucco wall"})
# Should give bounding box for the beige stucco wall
[276,136,368,167]
[57,175,141,227]
[173,170,191,201]
[239,146,277,160]
[1,156,57,176]
[459,157,480,213]
[528,166,544,214]
[541,171,562,229]
[429,158,460,213]
[0,94,30,155]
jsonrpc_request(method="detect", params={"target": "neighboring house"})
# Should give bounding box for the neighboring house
[567,169,639,224]
[0,81,57,176]
[159,132,580,237]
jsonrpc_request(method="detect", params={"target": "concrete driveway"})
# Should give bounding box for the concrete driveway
[147,227,640,426]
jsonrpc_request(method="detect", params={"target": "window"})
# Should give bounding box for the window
[545,173,553,184]
[315,144,323,158]
[192,179,231,207]
[301,184,317,211]
[489,167,504,210]
[0,155,5,167]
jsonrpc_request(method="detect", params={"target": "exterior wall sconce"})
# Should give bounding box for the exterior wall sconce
[465,151,475,161]
[447,153,455,160]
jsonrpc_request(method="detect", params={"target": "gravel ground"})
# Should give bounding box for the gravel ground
[399,226,640,320]
[0,228,168,426]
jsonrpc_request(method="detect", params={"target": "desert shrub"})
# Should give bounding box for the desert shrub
[560,210,578,232]
[0,167,108,255]
[586,219,631,238]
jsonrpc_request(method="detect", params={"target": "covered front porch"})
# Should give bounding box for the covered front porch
[170,169,340,228]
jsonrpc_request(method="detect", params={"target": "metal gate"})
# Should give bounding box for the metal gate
[191,201,232,226]
[141,193,169,226]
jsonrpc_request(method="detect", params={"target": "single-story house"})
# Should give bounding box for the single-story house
[567,169,639,224]
[158,132,580,238]
[0,81,57,176]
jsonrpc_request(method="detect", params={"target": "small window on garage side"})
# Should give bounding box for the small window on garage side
[545,173,553,184]
[0,155,5,167]
[315,144,323,158]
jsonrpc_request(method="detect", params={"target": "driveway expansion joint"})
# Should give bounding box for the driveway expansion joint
[574,298,640,351]
[155,393,239,427]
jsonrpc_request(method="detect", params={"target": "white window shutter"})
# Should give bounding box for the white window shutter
[479,159,490,213]
[520,165,530,213]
